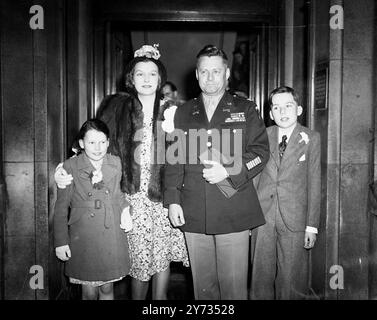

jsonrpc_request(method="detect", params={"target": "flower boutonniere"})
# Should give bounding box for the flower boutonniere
[299,132,310,144]
[160,97,169,107]
[161,105,178,133]
[89,169,105,190]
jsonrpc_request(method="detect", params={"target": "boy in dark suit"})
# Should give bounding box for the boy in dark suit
[251,86,321,300]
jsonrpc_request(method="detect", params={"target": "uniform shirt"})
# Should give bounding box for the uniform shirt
[202,93,222,122]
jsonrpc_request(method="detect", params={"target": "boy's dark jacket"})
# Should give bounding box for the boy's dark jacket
[256,123,321,231]
[96,92,170,202]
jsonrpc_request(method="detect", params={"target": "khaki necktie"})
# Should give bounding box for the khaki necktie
[205,99,217,122]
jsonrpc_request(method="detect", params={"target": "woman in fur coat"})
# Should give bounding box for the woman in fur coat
[55,45,189,300]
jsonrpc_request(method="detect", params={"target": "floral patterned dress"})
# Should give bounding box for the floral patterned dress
[126,115,189,281]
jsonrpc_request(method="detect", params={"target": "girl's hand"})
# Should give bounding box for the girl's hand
[120,207,133,232]
[55,245,71,261]
[54,163,73,189]
[304,232,317,249]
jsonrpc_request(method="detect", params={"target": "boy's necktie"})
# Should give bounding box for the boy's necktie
[279,135,288,159]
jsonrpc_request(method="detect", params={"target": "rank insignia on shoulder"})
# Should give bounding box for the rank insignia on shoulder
[246,156,262,171]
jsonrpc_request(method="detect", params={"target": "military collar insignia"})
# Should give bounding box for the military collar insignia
[192,104,200,116]
[222,96,233,113]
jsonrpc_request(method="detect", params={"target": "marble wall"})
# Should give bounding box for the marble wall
[312,0,375,299]
[0,0,94,299]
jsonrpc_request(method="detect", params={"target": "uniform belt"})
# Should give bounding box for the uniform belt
[71,199,119,229]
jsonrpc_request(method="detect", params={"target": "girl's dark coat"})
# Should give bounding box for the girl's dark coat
[53,153,130,281]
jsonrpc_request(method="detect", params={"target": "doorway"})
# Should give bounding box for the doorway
[91,17,274,299]
[93,20,273,122]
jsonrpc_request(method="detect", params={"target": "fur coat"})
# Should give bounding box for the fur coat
[96,92,169,202]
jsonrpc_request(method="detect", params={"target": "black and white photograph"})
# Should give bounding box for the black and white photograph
[0,0,375,309]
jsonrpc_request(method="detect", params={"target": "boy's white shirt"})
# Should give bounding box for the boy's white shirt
[278,124,318,235]
[277,124,296,144]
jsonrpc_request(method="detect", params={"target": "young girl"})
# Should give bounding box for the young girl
[53,119,132,300]
[55,45,189,300]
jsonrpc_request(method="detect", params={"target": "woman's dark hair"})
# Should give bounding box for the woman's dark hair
[123,56,168,126]
[124,56,167,95]
[268,86,301,107]
[72,119,109,153]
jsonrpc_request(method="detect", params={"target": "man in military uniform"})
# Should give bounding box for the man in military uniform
[163,45,269,300]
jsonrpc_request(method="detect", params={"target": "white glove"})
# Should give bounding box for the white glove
[55,245,71,261]
[54,163,73,189]
[120,207,133,232]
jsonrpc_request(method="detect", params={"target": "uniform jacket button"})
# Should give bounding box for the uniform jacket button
[90,213,95,217]
[88,192,92,197]
[105,190,109,195]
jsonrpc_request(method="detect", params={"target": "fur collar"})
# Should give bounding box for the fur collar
[96,92,167,202]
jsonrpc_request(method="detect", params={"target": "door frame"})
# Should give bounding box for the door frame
[93,12,278,121]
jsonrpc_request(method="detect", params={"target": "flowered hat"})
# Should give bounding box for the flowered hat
[124,43,167,92]
[134,44,161,60]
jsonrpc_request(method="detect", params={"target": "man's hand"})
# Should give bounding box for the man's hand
[304,232,317,249]
[169,204,185,227]
[55,245,71,261]
[54,163,73,189]
[120,206,133,232]
[202,160,229,184]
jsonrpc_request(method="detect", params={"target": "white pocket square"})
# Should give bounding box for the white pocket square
[299,154,306,162]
